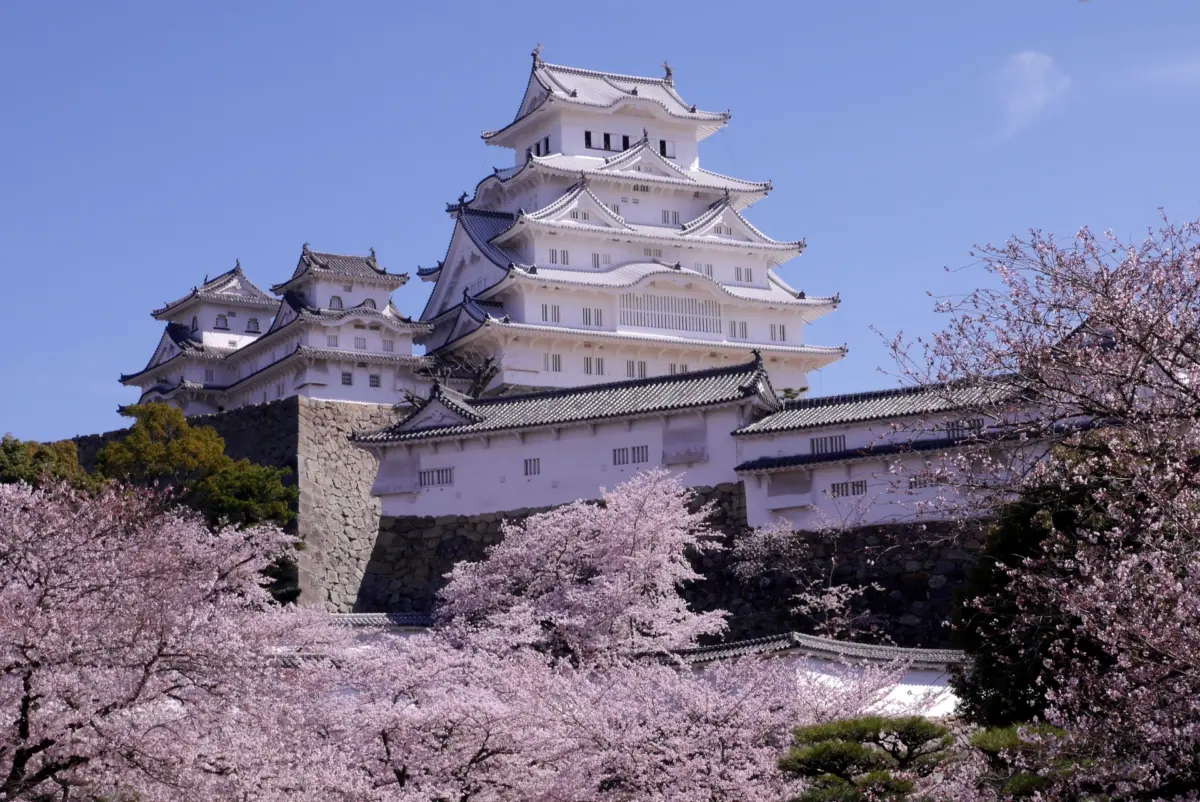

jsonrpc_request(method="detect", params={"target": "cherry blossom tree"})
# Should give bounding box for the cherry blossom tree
[435,470,728,661]
[0,481,340,801]
[891,215,1200,796]
[1,473,923,800]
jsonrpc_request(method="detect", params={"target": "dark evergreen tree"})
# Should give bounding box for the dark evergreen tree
[778,716,952,801]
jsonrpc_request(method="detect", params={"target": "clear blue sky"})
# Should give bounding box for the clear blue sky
[3,1,1199,442]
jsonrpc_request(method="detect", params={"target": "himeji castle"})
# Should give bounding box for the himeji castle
[120,50,999,531]
[418,47,845,396]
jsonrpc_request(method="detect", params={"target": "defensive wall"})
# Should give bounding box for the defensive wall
[73,399,982,647]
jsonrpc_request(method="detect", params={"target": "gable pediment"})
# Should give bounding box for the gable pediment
[403,398,475,431]
[601,145,691,182]
[522,183,631,232]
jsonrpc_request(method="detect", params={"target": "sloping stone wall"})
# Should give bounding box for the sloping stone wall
[294,399,399,608]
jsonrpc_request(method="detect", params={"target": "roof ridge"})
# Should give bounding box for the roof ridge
[460,207,516,220]
[784,382,955,410]
[539,61,672,86]
[466,355,764,408]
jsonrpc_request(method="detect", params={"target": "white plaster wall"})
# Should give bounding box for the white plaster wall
[227,358,429,409]
[737,415,992,529]
[482,335,806,391]
[302,279,392,313]
[525,230,777,281]
[375,405,747,517]
[555,109,701,168]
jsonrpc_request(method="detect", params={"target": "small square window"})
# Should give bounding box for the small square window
[524,457,540,476]
[327,334,339,347]
[631,445,649,463]
[369,374,380,388]
[613,447,630,466]
[382,339,395,352]
[354,337,367,350]
[341,372,353,386]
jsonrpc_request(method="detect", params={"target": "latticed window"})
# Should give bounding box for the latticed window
[830,480,867,498]
[368,374,380,388]
[613,447,630,466]
[728,320,749,340]
[584,356,604,376]
[770,323,786,342]
[524,458,540,476]
[693,263,713,278]
[354,337,367,350]
[631,445,649,463]
[341,372,353,386]
[204,368,215,383]
[382,339,394,352]
[327,334,338,347]
[643,247,663,259]
[908,473,937,490]
[810,434,846,455]
[329,296,344,310]
[543,353,562,373]
[620,293,722,334]
[419,468,453,487]
[947,418,985,440]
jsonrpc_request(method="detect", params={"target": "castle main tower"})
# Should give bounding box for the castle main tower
[417,47,844,396]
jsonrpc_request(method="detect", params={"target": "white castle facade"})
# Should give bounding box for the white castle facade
[123,51,988,531]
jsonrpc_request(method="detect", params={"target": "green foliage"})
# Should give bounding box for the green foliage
[779,716,952,801]
[96,404,229,485]
[970,724,1066,797]
[950,459,1111,727]
[96,404,299,602]
[96,404,296,529]
[185,459,296,530]
[0,434,93,489]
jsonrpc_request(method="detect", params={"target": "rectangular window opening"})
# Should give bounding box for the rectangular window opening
[419,468,454,487]
[524,457,540,477]
[810,434,847,455]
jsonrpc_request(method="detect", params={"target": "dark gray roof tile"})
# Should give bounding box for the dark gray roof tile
[354,355,774,444]
[735,381,1013,436]
[153,263,277,318]
[272,245,409,292]
[676,632,965,670]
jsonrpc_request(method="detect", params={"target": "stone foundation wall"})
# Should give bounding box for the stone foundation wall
[72,401,980,647]
[294,399,399,608]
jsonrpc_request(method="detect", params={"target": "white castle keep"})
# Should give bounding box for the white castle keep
[123,50,987,530]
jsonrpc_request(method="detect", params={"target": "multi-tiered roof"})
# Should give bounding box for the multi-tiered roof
[417,49,845,396]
